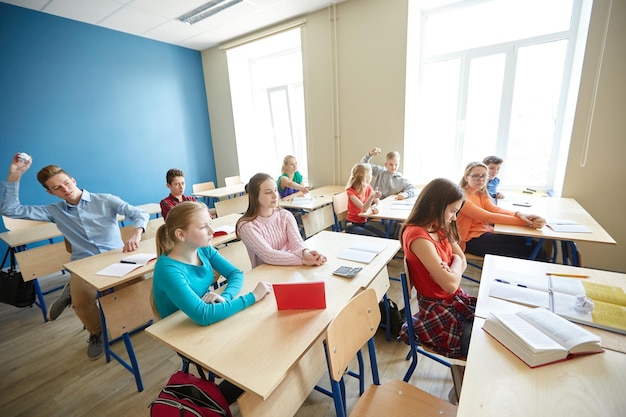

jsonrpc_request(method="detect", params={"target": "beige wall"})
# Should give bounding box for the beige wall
[563,0,625,272]
[202,0,624,272]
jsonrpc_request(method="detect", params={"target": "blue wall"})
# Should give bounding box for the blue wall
[0,3,217,259]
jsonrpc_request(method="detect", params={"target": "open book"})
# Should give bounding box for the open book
[546,219,591,233]
[337,240,388,264]
[483,307,603,368]
[96,253,157,277]
[488,273,626,335]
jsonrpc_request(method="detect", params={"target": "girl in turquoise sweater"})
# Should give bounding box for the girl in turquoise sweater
[153,201,271,325]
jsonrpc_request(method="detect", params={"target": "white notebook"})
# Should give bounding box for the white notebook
[337,240,388,264]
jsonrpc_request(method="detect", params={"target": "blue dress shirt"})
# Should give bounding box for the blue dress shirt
[1,181,149,261]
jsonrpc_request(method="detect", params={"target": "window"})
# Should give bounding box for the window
[226,28,308,183]
[405,0,586,193]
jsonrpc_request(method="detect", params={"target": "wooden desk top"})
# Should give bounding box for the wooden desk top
[476,254,626,353]
[117,202,161,221]
[0,222,62,247]
[457,317,626,417]
[279,185,345,211]
[64,213,242,292]
[359,195,417,222]
[193,183,246,199]
[495,196,616,245]
[145,231,400,400]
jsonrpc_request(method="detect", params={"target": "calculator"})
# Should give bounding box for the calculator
[332,266,363,278]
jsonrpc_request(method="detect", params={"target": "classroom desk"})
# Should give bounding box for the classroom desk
[279,185,345,211]
[497,196,615,243]
[117,202,162,222]
[456,317,626,417]
[0,222,61,249]
[475,254,626,354]
[357,194,417,237]
[496,196,616,265]
[145,231,400,417]
[193,183,246,200]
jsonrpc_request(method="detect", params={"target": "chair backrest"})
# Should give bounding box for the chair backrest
[14,241,71,282]
[192,181,216,194]
[224,175,242,187]
[325,288,381,383]
[331,191,348,231]
[99,278,156,340]
[214,194,249,217]
[144,217,165,240]
[2,215,48,231]
[301,204,335,238]
[216,240,252,272]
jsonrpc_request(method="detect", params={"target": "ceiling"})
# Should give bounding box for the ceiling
[0,0,347,51]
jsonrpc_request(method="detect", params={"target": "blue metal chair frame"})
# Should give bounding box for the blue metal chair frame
[400,271,452,381]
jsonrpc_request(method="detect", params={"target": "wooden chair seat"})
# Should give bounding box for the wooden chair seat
[350,379,457,417]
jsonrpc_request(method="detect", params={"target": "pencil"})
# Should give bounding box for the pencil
[546,272,589,278]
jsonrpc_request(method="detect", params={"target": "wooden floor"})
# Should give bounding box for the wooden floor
[0,257,481,417]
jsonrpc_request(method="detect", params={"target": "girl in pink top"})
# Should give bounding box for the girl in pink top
[236,173,327,268]
[456,161,546,259]
[345,163,385,237]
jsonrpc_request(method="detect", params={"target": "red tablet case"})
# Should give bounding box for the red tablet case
[273,281,326,310]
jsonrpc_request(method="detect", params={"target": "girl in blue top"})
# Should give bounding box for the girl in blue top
[153,201,272,325]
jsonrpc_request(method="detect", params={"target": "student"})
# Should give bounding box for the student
[277,155,308,199]
[483,155,505,203]
[456,161,546,259]
[152,201,272,404]
[345,163,385,237]
[159,168,198,219]
[0,154,149,360]
[398,177,474,360]
[236,173,327,268]
[360,147,417,200]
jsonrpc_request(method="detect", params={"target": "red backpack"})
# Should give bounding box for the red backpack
[150,371,233,417]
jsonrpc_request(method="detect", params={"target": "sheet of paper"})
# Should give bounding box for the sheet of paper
[120,253,156,265]
[337,248,377,264]
[96,263,141,277]
[348,240,388,253]
[489,281,550,309]
[546,219,591,233]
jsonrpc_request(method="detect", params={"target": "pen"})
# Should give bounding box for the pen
[495,279,527,288]
[546,272,589,278]
[120,260,136,264]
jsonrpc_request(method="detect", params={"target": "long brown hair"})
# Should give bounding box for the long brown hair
[236,173,276,238]
[399,178,465,245]
[155,201,208,256]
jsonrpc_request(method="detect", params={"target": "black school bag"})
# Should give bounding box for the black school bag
[0,269,35,308]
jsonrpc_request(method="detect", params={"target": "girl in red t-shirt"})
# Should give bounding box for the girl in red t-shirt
[399,178,476,360]
[345,162,385,237]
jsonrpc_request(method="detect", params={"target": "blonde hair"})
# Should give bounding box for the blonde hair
[280,155,297,174]
[459,161,489,195]
[155,201,209,256]
[346,163,372,194]
[386,151,400,161]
